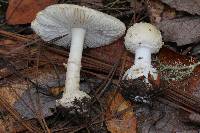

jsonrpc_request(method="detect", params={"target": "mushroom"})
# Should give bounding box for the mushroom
[31,4,125,107]
[123,22,163,83]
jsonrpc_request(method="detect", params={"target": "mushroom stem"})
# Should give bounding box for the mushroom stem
[135,47,151,66]
[123,46,157,82]
[62,28,88,98]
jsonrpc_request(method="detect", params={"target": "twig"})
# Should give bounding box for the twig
[52,106,134,132]
[34,44,51,133]
[0,95,42,133]
[162,88,200,113]
[97,59,120,98]
[0,30,31,41]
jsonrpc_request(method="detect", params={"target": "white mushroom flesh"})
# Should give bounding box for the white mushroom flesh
[135,47,151,66]
[58,28,90,107]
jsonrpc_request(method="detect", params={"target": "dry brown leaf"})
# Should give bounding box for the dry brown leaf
[0,63,65,118]
[6,0,57,25]
[158,47,200,92]
[86,39,124,64]
[148,0,165,24]
[157,17,200,46]
[106,92,136,133]
[129,0,146,13]
[190,65,200,91]
[86,39,133,74]
[148,0,176,24]
[148,0,200,46]
[161,0,200,15]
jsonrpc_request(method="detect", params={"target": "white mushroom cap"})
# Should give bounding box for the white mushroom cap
[31,4,126,48]
[124,22,163,54]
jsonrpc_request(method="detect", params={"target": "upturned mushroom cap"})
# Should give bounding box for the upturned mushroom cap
[124,22,163,53]
[31,4,126,48]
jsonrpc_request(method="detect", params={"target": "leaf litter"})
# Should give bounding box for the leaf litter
[1,0,200,132]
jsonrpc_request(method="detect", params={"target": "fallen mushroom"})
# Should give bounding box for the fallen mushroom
[31,4,126,107]
[123,22,163,84]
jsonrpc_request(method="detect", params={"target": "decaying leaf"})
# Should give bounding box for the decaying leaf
[157,48,200,116]
[129,0,146,13]
[86,39,133,75]
[137,100,200,132]
[157,17,200,46]
[0,63,65,118]
[6,0,57,25]
[148,0,176,24]
[148,0,164,24]
[158,47,200,92]
[161,0,200,15]
[106,92,136,133]
[86,39,124,65]
[190,65,200,93]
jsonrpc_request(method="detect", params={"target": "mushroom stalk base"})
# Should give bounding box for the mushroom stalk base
[123,47,157,83]
[58,28,90,107]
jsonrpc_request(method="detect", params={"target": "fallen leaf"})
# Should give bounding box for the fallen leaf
[157,17,200,46]
[6,0,57,25]
[128,0,146,13]
[147,0,200,46]
[161,0,200,15]
[190,65,200,92]
[148,0,176,24]
[85,39,133,76]
[158,47,196,65]
[0,63,64,119]
[158,47,200,92]
[86,39,124,65]
[105,92,136,133]
[148,0,164,24]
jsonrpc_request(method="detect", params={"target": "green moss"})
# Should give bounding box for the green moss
[158,61,200,81]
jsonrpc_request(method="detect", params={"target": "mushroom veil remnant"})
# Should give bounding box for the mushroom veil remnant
[123,22,163,84]
[31,4,126,107]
